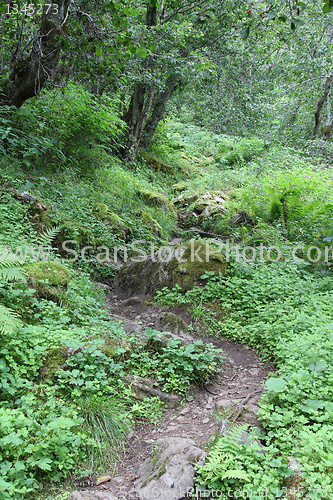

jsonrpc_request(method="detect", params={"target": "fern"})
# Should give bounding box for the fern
[0,304,23,335]
[0,256,27,282]
[37,225,62,248]
[197,425,253,487]
[0,250,26,335]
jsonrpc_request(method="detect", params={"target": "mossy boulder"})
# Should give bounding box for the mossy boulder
[94,203,132,242]
[40,348,67,380]
[55,220,96,255]
[140,151,175,176]
[25,261,71,302]
[102,337,133,361]
[156,312,188,335]
[113,240,227,297]
[136,187,176,213]
[137,210,162,238]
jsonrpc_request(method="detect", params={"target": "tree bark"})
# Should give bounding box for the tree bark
[0,0,71,108]
[122,2,158,159]
[141,76,178,150]
[312,73,332,139]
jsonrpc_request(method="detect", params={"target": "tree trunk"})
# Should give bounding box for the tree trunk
[122,2,158,159]
[126,86,156,159]
[0,0,71,108]
[141,76,178,150]
[312,73,332,139]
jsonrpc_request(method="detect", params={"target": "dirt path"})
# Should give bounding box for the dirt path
[73,290,274,498]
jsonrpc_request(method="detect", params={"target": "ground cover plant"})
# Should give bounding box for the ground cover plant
[1,1,333,495]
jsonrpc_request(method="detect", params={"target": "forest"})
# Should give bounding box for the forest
[1,0,333,499]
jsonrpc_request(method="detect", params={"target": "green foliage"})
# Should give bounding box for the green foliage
[126,329,223,394]
[196,426,282,497]
[0,399,91,498]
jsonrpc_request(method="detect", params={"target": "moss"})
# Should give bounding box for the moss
[56,220,96,254]
[94,203,132,241]
[136,187,176,213]
[137,210,162,238]
[39,348,67,381]
[102,338,132,361]
[140,151,175,176]
[115,239,227,296]
[171,182,187,192]
[25,261,71,302]
[159,313,188,333]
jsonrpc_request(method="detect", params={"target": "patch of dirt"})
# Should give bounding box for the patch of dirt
[73,288,274,499]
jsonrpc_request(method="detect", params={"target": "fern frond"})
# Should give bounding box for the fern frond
[0,304,23,335]
[0,266,27,282]
[37,225,62,247]
[221,470,249,481]
[0,252,26,282]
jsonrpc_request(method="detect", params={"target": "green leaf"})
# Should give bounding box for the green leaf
[278,15,287,22]
[17,181,35,195]
[266,377,287,393]
[290,22,296,30]
[293,19,305,26]
[267,11,277,20]
[308,360,328,373]
[240,26,250,41]
[35,457,52,471]
[323,2,333,14]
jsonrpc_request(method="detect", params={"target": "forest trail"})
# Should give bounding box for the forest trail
[71,291,274,499]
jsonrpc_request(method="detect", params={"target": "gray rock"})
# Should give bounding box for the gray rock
[230,211,255,226]
[135,437,206,500]
[109,314,142,334]
[284,457,303,496]
[120,296,142,307]
[68,492,119,500]
[156,312,188,336]
[216,399,238,410]
[125,374,181,408]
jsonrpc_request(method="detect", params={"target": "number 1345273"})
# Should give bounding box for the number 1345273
[6,4,59,15]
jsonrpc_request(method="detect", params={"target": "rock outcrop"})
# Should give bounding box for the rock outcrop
[113,240,227,296]
[135,437,206,500]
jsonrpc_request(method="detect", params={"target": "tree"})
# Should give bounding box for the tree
[0,0,71,108]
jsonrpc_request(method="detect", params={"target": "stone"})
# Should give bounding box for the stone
[216,399,238,410]
[113,240,227,297]
[125,374,181,408]
[120,296,142,307]
[156,312,188,336]
[109,314,143,334]
[25,261,71,303]
[284,457,303,498]
[230,211,255,226]
[68,492,119,500]
[135,437,206,500]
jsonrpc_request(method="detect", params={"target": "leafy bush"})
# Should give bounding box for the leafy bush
[126,329,223,394]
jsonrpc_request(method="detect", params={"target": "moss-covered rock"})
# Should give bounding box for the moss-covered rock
[137,210,162,238]
[39,348,67,380]
[171,182,187,192]
[55,220,96,255]
[94,203,132,242]
[156,312,188,335]
[136,187,176,213]
[114,240,227,296]
[102,337,133,361]
[25,261,71,302]
[140,151,175,176]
